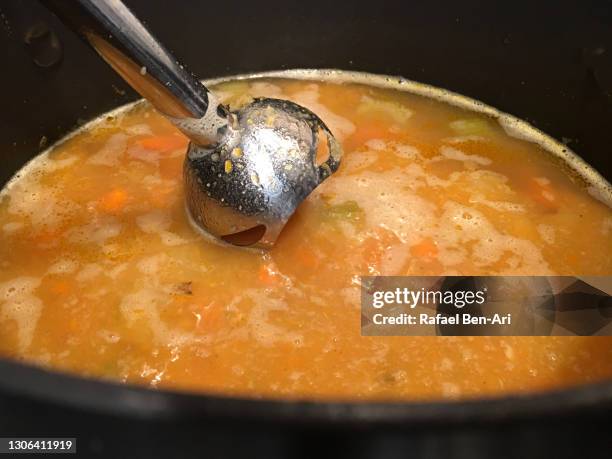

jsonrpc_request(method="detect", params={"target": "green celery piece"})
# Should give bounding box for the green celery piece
[449,118,494,136]
[324,200,364,223]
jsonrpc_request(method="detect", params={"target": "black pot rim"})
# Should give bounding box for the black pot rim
[1,358,611,425]
[2,70,611,426]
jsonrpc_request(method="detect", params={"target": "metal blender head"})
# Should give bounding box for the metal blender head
[43,0,342,249]
[183,98,341,248]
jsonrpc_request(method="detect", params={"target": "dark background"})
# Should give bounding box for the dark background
[0,0,611,457]
[1,0,611,184]
[2,391,612,459]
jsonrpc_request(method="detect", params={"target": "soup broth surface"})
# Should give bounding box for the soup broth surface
[1,75,611,401]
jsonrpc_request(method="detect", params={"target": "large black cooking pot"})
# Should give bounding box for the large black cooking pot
[1,0,611,457]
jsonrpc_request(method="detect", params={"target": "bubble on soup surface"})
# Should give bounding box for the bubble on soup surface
[340,151,377,172]
[41,155,78,172]
[160,231,189,246]
[87,133,127,167]
[76,263,104,282]
[136,210,171,234]
[364,139,386,151]
[443,135,488,144]
[66,218,122,245]
[126,124,153,136]
[47,258,79,275]
[119,286,198,348]
[537,224,556,244]
[137,254,170,275]
[437,145,492,166]
[315,169,437,246]
[2,221,24,235]
[436,201,552,273]
[226,289,303,347]
[393,144,420,160]
[468,194,526,213]
[357,95,414,124]
[107,263,128,280]
[318,162,552,274]
[7,176,78,228]
[362,140,420,161]
[127,143,160,165]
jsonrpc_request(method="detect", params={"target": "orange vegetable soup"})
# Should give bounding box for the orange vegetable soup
[1,75,611,401]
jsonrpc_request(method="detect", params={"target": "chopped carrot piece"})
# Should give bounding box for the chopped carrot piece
[137,135,187,152]
[410,238,438,258]
[258,263,279,285]
[98,189,128,213]
[295,246,319,269]
[31,228,61,246]
[50,280,71,295]
[347,122,391,149]
[526,177,559,212]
